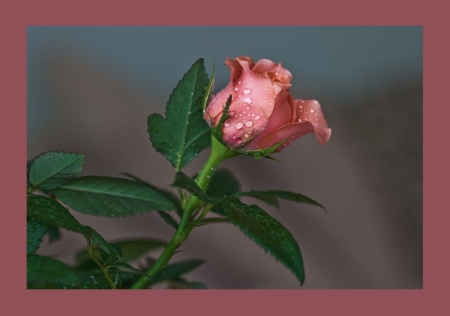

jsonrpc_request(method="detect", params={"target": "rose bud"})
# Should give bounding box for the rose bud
[205,56,331,151]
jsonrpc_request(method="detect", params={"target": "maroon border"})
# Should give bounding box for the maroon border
[1,0,448,314]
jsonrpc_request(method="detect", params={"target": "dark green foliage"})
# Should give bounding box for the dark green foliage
[27,254,80,289]
[196,217,230,226]
[121,172,182,215]
[115,239,167,263]
[169,279,207,289]
[206,168,241,198]
[157,211,179,229]
[151,260,205,285]
[107,262,149,278]
[29,151,84,190]
[237,190,326,211]
[221,197,305,284]
[53,176,175,217]
[202,63,215,112]
[76,238,167,267]
[172,172,216,204]
[46,226,61,243]
[27,193,89,234]
[27,217,48,254]
[88,228,122,262]
[77,269,137,289]
[148,59,211,171]
[206,168,241,216]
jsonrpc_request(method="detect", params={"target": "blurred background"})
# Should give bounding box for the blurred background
[27,27,422,289]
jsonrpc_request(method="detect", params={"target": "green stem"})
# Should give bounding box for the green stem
[130,136,238,289]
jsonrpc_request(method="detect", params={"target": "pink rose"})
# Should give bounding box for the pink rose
[205,56,331,151]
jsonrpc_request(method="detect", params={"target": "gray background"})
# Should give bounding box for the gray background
[27,27,422,288]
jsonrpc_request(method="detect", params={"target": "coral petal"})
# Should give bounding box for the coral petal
[235,58,276,119]
[204,82,235,125]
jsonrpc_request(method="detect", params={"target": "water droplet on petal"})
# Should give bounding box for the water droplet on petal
[251,113,255,117]
[243,88,251,95]
[236,138,242,144]
[224,123,231,127]
[235,122,244,129]
[310,109,315,113]
[246,120,254,127]
[243,97,252,104]
[234,87,239,91]
[254,115,261,120]
[244,133,250,138]
[238,80,242,84]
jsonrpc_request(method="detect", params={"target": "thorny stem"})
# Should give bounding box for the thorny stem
[130,136,238,289]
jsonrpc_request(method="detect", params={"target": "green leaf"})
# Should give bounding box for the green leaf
[99,243,122,264]
[88,228,122,263]
[46,226,61,243]
[210,95,232,147]
[206,168,241,198]
[53,176,175,217]
[148,58,211,171]
[157,211,179,229]
[76,238,167,267]
[202,63,215,112]
[221,197,305,285]
[27,217,48,254]
[197,217,230,226]
[27,254,80,288]
[107,262,149,278]
[27,193,89,234]
[206,168,241,216]
[27,282,57,289]
[77,269,137,289]
[151,260,205,284]
[236,190,326,211]
[121,172,182,215]
[29,151,85,190]
[169,278,207,289]
[172,171,216,204]
[74,259,99,272]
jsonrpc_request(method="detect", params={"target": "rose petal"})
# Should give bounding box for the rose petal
[257,122,316,150]
[294,99,328,127]
[255,98,331,150]
[204,82,235,126]
[235,58,276,119]
[253,59,293,84]
[225,56,253,85]
[222,106,267,149]
[244,91,292,150]
[205,57,254,125]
